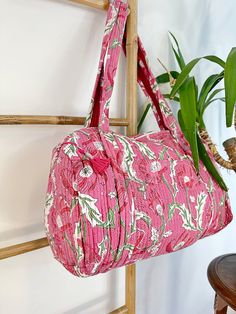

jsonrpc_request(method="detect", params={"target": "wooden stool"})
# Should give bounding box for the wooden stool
[208,254,236,314]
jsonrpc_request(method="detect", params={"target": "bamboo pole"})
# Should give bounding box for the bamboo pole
[1,0,138,312]
[109,305,128,314]
[125,0,138,313]
[0,238,48,260]
[0,115,128,126]
[67,0,108,10]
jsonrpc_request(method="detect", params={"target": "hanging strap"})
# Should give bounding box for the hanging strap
[84,0,129,129]
[85,0,184,145]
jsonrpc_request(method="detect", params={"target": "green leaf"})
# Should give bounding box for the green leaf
[203,97,225,113]
[197,135,228,191]
[170,58,201,98]
[137,103,151,133]
[204,55,225,68]
[179,77,199,172]
[169,32,186,70]
[156,71,179,84]
[162,94,180,102]
[198,74,224,110]
[177,203,197,231]
[203,88,224,113]
[170,56,225,99]
[177,109,189,141]
[198,74,224,126]
[224,47,236,127]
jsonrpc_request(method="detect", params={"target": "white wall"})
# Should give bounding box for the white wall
[137,1,236,314]
[0,0,236,314]
[0,0,126,313]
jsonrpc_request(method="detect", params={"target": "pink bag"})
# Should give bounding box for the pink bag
[44,0,232,277]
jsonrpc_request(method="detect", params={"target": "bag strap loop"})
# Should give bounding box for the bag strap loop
[85,0,184,146]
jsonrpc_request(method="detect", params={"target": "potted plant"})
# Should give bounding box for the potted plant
[138,33,236,190]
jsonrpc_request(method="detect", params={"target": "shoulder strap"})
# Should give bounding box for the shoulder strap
[84,0,129,130]
[85,0,185,146]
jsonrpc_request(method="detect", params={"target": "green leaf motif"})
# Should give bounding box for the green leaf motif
[116,135,143,186]
[98,237,108,257]
[63,143,77,158]
[103,132,119,149]
[45,193,53,213]
[134,141,156,160]
[195,192,207,231]
[159,147,168,160]
[77,246,84,262]
[78,192,104,227]
[168,203,176,220]
[159,100,173,116]
[104,6,118,35]
[70,197,78,215]
[103,209,116,229]
[177,203,197,231]
[135,211,151,227]
[110,39,121,48]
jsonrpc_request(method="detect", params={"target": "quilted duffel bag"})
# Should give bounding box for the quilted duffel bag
[44,0,233,277]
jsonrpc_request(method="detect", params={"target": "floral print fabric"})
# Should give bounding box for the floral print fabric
[44,0,232,277]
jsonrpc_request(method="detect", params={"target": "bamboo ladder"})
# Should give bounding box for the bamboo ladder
[0,0,138,313]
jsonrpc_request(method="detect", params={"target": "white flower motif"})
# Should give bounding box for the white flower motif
[149,243,161,256]
[173,241,185,251]
[94,142,104,151]
[156,204,163,216]
[73,182,78,191]
[56,215,63,228]
[108,191,116,199]
[163,230,172,238]
[190,196,195,203]
[150,161,162,172]
[184,176,190,183]
[80,165,93,178]
[151,227,159,242]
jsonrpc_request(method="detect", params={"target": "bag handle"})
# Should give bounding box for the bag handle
[84,0,129,129]
[85,0,184,146]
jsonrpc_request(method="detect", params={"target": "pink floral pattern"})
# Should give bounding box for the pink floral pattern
[44,0,233,277]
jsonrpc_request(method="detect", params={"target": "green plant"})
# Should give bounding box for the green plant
[138,32,236,191]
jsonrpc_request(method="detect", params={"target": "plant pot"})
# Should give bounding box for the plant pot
[223,137,236,172]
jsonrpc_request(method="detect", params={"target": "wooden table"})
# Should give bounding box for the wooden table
[208,254,236,314]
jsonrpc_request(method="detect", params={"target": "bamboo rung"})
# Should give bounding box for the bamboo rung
[0,115,129,126]
[0,237,49,260]
[68,0,108,10]
[109,305,128,314]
